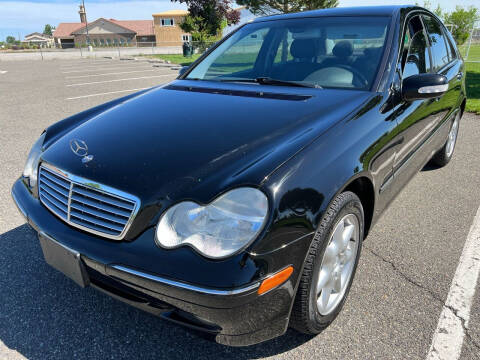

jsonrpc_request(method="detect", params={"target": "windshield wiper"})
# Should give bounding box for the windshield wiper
[217,77,321,88]
[255,77,321,88]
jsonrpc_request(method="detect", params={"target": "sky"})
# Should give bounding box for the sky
[0,0,478,41]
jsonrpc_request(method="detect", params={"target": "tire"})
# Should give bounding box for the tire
[431,112,461,167]
[290,191,364,334]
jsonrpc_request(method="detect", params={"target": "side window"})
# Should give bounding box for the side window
[201,28,270,78]
[444,28,458,61]
[402,16,431,79]
[423,15,450,71]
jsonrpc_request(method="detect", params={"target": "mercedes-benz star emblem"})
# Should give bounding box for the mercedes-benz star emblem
[69,139,94,163]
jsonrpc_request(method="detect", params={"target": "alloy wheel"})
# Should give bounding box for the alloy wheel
[446,114,460,158]
[316,213,359,316]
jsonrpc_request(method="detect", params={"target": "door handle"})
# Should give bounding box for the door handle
[457,72,463,80]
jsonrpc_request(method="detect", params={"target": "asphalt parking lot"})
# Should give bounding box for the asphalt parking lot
[1,58,479,360]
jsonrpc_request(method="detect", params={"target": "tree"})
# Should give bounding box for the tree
[444,6,479,45]
[416,1,443,18]
[236,0,338,15]
[6,36,15,44]
[172,0,240,44]
[43,24,55,36]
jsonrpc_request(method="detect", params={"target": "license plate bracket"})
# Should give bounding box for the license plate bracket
[39,233,90,288]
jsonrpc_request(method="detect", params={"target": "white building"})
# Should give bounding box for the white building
[23,32,54,48]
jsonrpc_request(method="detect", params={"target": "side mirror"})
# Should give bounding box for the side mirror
[178,66,189,76]
[402,73,448,101]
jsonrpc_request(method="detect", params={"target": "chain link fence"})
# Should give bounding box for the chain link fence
[0,41,217,61]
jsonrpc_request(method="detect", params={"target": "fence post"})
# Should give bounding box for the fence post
[118,46,121,58]
[464,23,475,61]
[80,45,83,58]
[39,46,43,61]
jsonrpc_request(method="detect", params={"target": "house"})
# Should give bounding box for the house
[152,10,191,47]
[152,8,256,46]
[53,5,155,48]
[52,6,254,49]
[53,18,155,48]
[23,32,54,48]
[71,19,155,47]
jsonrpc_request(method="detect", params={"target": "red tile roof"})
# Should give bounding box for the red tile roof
[53,22,85,38]
[110,20,154,36]
[53,19,154,38]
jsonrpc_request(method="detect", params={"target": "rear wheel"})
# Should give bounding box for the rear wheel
[431,112,460,167]
[290,191,364,334]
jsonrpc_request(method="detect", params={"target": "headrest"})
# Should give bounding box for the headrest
[332,41,353,58]
[290,39,316,59]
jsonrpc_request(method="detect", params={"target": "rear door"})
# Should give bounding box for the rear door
[391,13,462,191]
[422,15,462,122]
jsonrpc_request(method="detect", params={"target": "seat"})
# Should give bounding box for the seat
[352,47,383,84]
[321,40,354,68]
[271,38,321,81]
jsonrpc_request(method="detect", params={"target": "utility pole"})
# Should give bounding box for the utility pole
[80,0,90,46]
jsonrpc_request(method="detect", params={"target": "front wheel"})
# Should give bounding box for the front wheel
[290,191,364,334]
[431,112,460,167]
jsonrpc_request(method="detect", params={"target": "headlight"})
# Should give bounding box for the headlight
[23,132,45,188]
[156,187,269,259]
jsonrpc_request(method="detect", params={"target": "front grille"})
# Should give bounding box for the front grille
[38,164,139,240]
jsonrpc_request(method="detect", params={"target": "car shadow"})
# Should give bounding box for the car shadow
[0,224,313,360]
[421,161,442,172]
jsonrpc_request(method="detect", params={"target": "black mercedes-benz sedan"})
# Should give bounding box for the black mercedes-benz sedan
[12,6,466,346]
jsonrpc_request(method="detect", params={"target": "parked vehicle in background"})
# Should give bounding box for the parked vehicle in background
[12,6,466,346]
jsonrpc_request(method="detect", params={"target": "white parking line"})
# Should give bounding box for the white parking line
[427,205,480,360]
[0,71,7,74]
[60,64,131,71]
[59,60,127,68]
[60,60,114,68]
[65,87,149,100]
[62,66,155,74]
[65,69,170,79]
[66,74,174,87]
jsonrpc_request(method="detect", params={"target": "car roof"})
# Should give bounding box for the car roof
[252,5,420,22]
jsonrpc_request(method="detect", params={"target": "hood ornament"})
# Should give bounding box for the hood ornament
[70,139,94,164]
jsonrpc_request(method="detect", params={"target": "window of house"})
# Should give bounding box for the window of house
[100,38,105,46]
[422,15,450,71]
[182,34,191,42]
[161,18,174,26]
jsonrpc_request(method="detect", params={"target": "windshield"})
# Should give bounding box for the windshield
[186,16,390,90]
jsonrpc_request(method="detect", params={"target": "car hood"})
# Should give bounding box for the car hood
[42,80,372,218]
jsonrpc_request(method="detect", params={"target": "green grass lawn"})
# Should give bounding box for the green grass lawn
[459,43,480,62]
[466,62,480,114]
[150,54,202,66]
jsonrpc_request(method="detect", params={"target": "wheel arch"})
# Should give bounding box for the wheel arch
[338,175,376,237]
[460,98,466,117]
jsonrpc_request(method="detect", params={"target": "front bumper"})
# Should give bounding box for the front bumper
[11,178,313,346]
